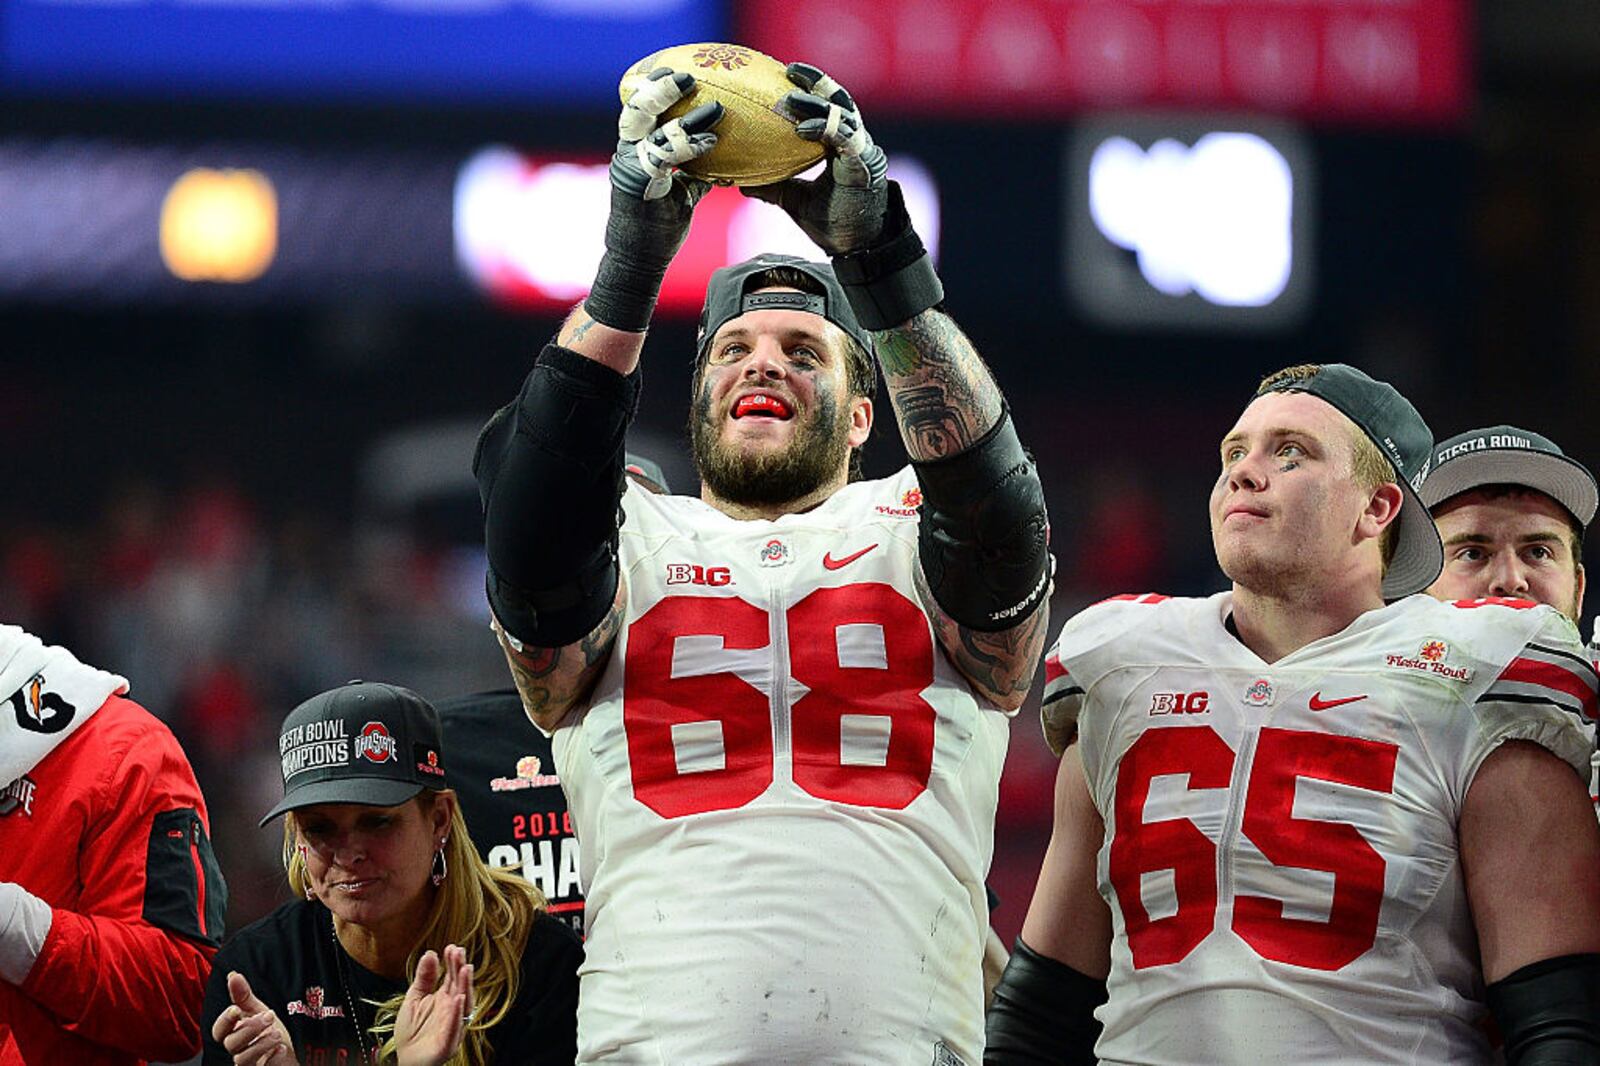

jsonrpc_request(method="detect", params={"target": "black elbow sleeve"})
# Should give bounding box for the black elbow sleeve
[1486,953,1600,1066]
[985,939,1106,1065]
[475,343,640,647]
[913,409,1050,632]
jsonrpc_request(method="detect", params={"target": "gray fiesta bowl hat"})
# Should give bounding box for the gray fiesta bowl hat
[1255,363,1444,599]
[696,254,873,363]
[1417,424,1597,530]
[260,681,448,826]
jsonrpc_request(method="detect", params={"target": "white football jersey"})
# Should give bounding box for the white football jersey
[1043,592,1596,1065]
[554,469,1010,1065]
[1587,632,1600,820]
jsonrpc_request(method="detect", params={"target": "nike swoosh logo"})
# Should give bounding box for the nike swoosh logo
[822,544,879,570]
[1309,692,1368,711]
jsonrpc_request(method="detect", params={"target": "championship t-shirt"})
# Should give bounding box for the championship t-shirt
[440,689,585,935]
[200,899,581,1065]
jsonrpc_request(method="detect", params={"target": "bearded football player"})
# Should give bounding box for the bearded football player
[987,366,1600,1064]
[474,62,1050,1063]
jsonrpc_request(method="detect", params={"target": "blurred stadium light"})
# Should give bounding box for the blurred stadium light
[453,151,941,312]
[0,137,937,313]
[160,168,278,284]
[1066,116,1314,330]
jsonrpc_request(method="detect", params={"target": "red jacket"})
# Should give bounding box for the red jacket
[0,695,226,1065]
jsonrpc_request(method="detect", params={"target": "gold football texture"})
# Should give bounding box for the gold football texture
[619,42,825,186]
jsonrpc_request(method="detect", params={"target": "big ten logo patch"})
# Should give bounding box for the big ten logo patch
[1148,691,1210,716]
[666,563,733,587]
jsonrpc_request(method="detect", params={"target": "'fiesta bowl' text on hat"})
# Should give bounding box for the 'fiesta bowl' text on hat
[260,681,448,826]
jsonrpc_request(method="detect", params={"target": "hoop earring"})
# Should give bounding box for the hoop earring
[431,840,448,887]
[297,845,315,900]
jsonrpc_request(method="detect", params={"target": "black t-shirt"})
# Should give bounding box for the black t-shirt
[438,689,585,936]
[201,898,581,1065]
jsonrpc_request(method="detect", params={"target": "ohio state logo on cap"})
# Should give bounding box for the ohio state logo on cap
[354,721,397,764]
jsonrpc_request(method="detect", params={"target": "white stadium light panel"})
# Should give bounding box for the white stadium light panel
[1068,116,1313,331]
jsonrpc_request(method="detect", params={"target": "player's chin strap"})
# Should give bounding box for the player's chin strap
[1486,952,1600,1065]
[475,343,639,648]
[985,938,1105,1065]
[913,407,1051,632]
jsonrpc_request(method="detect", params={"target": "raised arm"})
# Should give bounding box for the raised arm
[746,63,1051,708]
[477,72,722,730]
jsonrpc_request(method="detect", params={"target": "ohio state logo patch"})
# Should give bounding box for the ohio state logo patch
[759,538,791,567]
[1242,678,1275,707]
[354,721,397,764]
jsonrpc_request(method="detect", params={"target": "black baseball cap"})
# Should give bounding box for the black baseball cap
[696,254,873,363]
[1255,363,1444,599]
[1418,424,1597,530]
[260,681,449,826]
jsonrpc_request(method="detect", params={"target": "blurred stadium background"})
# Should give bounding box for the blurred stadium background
[3,0,1595,989]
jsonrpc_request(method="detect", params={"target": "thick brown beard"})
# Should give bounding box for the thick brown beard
[690,385,853,507]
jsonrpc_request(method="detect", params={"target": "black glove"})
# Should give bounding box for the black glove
[584,69,724,332]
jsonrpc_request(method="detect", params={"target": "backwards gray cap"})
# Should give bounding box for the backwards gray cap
[1255,363,1444,599]
[696,254,874,362]
[1418,424,1597,529]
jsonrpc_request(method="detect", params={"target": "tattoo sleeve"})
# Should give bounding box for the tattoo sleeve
[494,578,626,731]
[874,308,1005,461]
[914,562,1049,712]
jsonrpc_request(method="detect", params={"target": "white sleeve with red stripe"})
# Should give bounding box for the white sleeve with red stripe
[1039,593,1169,756]
[1472,610,1599,783]
[1588,635,1600,819]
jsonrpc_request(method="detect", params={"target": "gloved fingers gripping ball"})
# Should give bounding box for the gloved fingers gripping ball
[741,64,888,257]
[614,69,724,202]
[586,70,725,331]
[782,62,888,190]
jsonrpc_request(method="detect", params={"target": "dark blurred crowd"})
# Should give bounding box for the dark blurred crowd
[0,456,1211,943]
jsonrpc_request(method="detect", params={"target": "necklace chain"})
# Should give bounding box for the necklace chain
[330,913,373,1066]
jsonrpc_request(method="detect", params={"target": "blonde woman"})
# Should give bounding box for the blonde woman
[202,682,581,1065]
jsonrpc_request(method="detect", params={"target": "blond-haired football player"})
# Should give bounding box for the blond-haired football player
[988,366,1600,1064]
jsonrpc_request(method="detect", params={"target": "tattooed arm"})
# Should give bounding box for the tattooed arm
[876,310,1049,710]
[556,304,647,376]
[874,309,1004,458]
[491,579,626,732]
[916,560,1050,711]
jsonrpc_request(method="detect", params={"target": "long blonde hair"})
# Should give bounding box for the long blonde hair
[284,791,547,1066]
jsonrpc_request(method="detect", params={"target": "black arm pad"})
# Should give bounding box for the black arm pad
[984,939,1106,1065]
[475,343,640,647]
[1486,953,1600,1065]
[913,409,1050,632]
[832,181,944,331]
